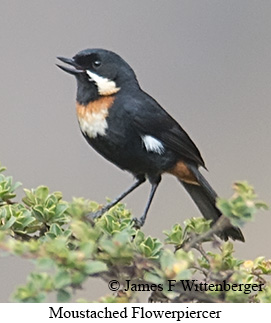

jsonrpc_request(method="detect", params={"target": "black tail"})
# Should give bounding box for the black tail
[181,165,244,242]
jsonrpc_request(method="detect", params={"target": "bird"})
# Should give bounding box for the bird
[57,48,244,242]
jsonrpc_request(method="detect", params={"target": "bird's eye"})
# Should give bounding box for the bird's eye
[92,60,101,68]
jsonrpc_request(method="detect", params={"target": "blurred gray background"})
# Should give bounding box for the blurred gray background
[0,0,271,302]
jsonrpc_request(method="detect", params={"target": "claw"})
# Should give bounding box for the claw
[132,217,144,229]
[85,209,104,225]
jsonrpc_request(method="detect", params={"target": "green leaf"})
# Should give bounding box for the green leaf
[79,241,96,257]
[256,286,271,303]
[1,172,269,304]
[37,258,56,270]
[160,249,176,272]
[255,201,269,210]
[57,289,71,302]
[138,236,162,259]
[54,270,72,289]
[22,188,36,206]
[217,181,268,227]
[55,203,69,218]
[50,223,63,236]
[36,186,49,203]
[144,272,163,285]
[221,241,234,258]
[0,164,7,173]
[17,215,36,229]
[71,220,101,242]
[164,224,183,245]
[0,214,16,230]
[32,205,46,222]
[184,217,211,236]
[84,260,107,275]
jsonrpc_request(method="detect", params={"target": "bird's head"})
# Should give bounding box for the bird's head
[57,48,138,103]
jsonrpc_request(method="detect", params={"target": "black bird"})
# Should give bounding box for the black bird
[57,48,244,241]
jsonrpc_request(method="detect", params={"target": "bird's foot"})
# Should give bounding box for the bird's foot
[132,217,145,229]
[85,208,105,224]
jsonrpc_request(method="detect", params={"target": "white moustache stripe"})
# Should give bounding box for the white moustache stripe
[86,70,120,96]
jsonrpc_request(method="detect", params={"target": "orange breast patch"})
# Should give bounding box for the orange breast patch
[76,96,116,138]
[76,96,115,118]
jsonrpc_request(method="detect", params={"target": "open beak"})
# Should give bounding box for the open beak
[56,56,84,75]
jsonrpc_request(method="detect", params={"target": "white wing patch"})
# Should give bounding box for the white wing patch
[86,70,120,96]
[142,135,165,154]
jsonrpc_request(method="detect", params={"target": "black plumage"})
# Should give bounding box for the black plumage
[57,48,244,242]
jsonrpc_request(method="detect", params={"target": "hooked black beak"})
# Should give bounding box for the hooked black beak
[56,56,84,75]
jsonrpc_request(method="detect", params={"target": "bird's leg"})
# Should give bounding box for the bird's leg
[133,176,161,228]
[90,175,146,220]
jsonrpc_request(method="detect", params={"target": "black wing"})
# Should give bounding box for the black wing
[123,91,206,168]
